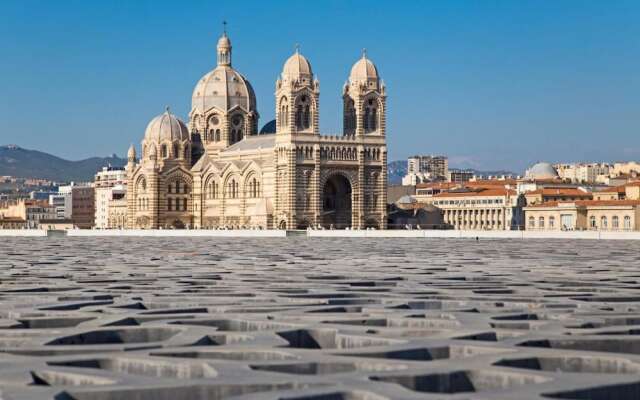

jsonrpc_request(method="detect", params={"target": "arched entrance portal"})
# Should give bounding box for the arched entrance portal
[322,174,352,229]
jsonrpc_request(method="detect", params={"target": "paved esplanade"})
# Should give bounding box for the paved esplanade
[1,237,640,400]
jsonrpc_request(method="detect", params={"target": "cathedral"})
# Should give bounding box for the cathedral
[125,30,388,230]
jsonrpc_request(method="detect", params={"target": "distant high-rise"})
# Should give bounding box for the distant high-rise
[407,155,448,178]
[403,155,448,185]
[94,166,127,229]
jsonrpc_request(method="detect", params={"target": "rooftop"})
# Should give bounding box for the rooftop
[527,199,640,208]
[433,188,516,198]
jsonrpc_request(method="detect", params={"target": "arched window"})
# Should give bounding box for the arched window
[612,216,619,230]
[624,216,631,230]
[601,216,608,230]
[303,105,310,128]
[210,181,218,199]
[248,177,259,198]
[279,97,289,128]
[230,115,244,144]
[364,108,370,131]
[590,216,596,229]
[528,216,535,228]
[228,179,239,198]
[371,107,377,131]
[344,98,356,134]
[137,177,147,193]
[207,115,220,143]
[295,105,302,129]
[538,216,545,229]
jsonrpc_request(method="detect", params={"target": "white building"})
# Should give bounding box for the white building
[94,166,127,229]
[49,193,71,219]
[554,162,611,183]
[403,155,448,185]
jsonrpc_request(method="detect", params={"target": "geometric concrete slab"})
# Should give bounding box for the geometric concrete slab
[1,237,640,399]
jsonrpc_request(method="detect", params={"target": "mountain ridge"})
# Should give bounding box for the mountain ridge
[1,145,517,183]
[0,145,126,182]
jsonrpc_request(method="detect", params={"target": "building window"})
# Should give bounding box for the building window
[612,216,619,230]
[248,177,260,198]
[601,216,608,230]
[208,181,218,199]
[228,179,239,198]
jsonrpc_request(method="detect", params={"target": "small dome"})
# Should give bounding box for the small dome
[144,109,190,143]
[526,162,559,180]
[217,33,231,49]
[259,119,276,134]
[282,50,313,82]
[350,54,379,83]
[396,195,418,210]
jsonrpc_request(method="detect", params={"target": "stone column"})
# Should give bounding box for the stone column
[354,145,365,229]
[287,146,296,229]
[192,174,202,228]
[149,171,160,229]
[380,147,388,229]
[312,144,321,227]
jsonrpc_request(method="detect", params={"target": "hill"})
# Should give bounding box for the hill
[1,145,517,184]
[0,145,126,182]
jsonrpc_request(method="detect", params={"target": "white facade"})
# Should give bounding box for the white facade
[404,155,448,185]
[49,193,71,219]
[554,163,611,183]
[94,167,127,229]
[402,172,432,186]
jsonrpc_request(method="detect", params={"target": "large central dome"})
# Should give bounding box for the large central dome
[191,33,257,115]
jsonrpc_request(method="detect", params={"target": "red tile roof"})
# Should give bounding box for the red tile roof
[527,200,640,208]
[433,188,516,198]
[526,188,592,197]
[597,185,626,194]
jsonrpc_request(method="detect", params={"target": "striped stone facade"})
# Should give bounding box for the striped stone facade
[125,32,387,230]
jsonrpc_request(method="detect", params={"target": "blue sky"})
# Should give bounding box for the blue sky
[0,0,638,172]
